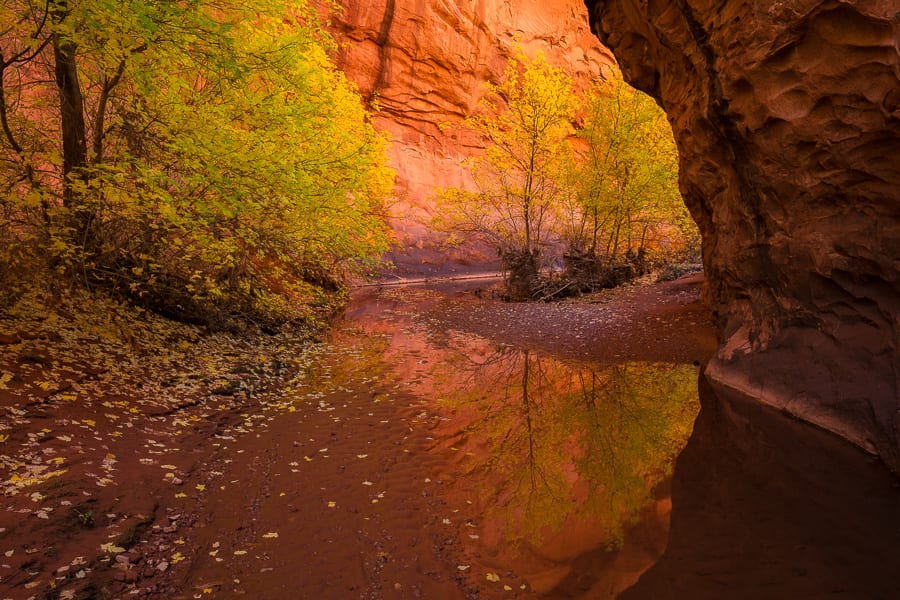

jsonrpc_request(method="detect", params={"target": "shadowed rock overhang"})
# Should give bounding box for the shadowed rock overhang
[583,0,900,470]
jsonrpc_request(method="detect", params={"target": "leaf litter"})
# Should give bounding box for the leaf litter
[0,288,325,597]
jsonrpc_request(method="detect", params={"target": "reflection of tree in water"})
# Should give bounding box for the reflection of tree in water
[435,348,698,550]
[574,363,698,547]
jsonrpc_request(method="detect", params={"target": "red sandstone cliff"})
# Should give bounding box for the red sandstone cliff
[584,1,900,469]
[326,0,613,275]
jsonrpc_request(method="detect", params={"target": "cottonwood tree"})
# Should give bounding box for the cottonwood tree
[0,0,392,328]
[436,51,577,299]
[566,67,697,269]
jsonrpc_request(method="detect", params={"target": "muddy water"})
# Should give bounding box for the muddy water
[322,282,900,599]
[317,283,701,596]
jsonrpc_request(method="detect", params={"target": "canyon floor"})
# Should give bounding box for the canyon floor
[0,273,798,600]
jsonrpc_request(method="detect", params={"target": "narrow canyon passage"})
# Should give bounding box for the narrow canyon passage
[1,1,897,598]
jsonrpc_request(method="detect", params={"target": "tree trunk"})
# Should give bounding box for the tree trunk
[51,1,89,233]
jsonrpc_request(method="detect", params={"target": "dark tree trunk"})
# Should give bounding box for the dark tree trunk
[51,1,89,224]
[501,249,539,301]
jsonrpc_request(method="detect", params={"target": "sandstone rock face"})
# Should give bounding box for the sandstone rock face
[584,1,900,468]
[327,0,613,275]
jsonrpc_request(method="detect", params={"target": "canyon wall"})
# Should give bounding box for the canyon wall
[326,0,613,275]
[584,1,900,468]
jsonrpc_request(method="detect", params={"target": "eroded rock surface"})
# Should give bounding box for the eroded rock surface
[327,0,613,274]
[584,1,900,468]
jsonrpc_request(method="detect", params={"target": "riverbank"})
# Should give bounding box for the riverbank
[0,289,320,598]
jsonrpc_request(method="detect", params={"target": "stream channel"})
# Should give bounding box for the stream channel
[335,281,702,597]
[183,277,900,599]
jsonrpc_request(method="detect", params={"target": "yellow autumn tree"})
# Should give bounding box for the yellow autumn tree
[436,51,577,299]
[567,67,698,268]
[0,0,392,328]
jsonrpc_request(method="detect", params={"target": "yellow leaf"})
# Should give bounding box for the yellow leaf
[262,532,278,538]
[195,484,206,491]
[100,543,126,554]
[486,572,500,582]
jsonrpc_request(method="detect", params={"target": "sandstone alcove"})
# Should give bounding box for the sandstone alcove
[584,0,900,470]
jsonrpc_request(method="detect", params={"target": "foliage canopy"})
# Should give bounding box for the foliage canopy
[1,0,392,328]
[568,68,698,264]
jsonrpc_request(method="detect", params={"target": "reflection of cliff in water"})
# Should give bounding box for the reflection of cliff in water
[618,378,900,600]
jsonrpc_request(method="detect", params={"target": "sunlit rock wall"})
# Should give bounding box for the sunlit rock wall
[584,1,900,468]
[326,0,613,275]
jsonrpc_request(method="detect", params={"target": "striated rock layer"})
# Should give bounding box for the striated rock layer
[584,1,900,468]
[326,0,613,275]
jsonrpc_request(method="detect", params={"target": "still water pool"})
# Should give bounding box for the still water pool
[293,281,900,598]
